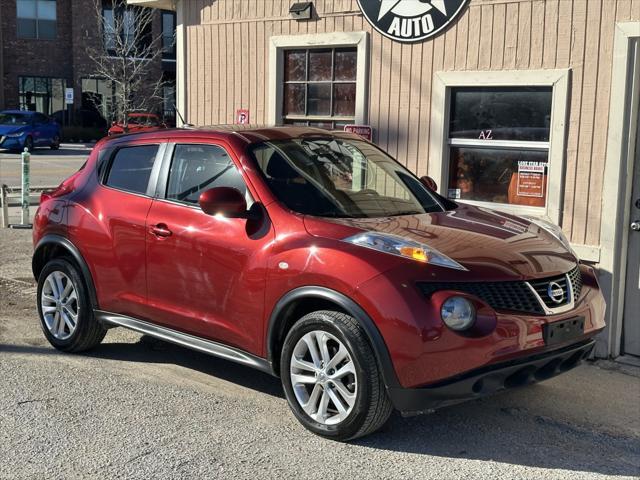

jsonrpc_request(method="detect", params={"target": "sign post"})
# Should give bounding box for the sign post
[21,147,30,225]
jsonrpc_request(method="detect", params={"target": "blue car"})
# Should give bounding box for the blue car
[0,110,61,152]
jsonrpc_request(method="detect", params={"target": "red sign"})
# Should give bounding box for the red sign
[236,109,250,125]
[344,125,373,141]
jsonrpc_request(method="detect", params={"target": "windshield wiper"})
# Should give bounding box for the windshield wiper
[387,210,423,217]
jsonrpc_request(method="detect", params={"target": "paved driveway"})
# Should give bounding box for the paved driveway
[0,228,638,479]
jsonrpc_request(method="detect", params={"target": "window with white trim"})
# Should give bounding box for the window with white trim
[282,47,357,129]
[447,87,552,208]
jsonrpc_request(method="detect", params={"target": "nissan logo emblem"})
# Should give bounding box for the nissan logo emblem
[547,282,565,304]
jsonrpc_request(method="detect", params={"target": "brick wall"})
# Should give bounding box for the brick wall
[0,0,74,111]
[1,0,166,120]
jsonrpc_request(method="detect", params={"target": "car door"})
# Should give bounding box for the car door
[32,113,51,145]
[69,142,165,320]
[144,142,275,355]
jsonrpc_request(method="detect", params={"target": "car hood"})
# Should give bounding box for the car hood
[0,125,27,135]
[303,204,577,280]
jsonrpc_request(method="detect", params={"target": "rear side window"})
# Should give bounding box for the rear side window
[166,144,247,204]
[105,145,159,195]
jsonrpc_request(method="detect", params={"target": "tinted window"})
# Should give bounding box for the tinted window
[166,145,247,204]
[105,145,158,194]
[449,87,552,141]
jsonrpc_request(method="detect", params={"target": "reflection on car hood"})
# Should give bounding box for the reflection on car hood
[304,203,577,279]
[0,125,26,135]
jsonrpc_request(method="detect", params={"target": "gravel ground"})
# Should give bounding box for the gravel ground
[1,227,639,479]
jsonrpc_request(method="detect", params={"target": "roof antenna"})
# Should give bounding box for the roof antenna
[174,104,194,128]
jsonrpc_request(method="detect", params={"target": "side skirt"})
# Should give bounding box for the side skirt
[94,310,275,375]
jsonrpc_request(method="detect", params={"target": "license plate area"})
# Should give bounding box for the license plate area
[543,317,585,346]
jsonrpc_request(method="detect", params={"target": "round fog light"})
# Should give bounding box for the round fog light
[441,296,476,331]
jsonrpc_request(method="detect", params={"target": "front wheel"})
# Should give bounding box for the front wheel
[280,310,393,441]
[24,136,34,152]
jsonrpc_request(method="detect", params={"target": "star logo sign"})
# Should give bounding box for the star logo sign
[357,0,469,43]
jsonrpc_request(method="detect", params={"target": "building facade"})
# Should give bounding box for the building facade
[139,0,640,359]
[0,0,176,129]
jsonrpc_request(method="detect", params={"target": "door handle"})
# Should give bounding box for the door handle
[149,223,172,237]
[631,221,640,232]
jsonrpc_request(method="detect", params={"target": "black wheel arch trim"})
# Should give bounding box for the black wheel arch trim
[32,234,99,309]
[266,286,401,389]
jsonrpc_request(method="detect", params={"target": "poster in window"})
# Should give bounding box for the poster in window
[516,161,546,198]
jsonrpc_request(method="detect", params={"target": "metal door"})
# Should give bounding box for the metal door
[623,96,640,356]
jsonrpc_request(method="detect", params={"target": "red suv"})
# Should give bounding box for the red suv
[32,127,606,440]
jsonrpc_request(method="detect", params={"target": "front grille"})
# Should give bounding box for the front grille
[529,274,571,308]
[417,266,582,315]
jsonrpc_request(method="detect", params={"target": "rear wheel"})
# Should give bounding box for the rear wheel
[37,258,106,352]
[280,310,393,441]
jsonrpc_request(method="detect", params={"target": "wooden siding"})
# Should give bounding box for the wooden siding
[182,0,640,247]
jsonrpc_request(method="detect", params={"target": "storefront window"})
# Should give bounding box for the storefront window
[81,78,115,122]
[282,47,357,129]
[18,76,66,115]
[17,0,57,40]
[447,87,552,208]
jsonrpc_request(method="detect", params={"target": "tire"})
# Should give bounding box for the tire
[50,135,60,150]
[280,310,393,441]
[36,258,106,352]
[23,136,34,152]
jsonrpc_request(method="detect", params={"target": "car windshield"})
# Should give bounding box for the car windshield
[0,113,30,126]
[250,137,447,218]
[128,115,159,126]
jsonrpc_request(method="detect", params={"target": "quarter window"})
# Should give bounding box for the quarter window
[166,145,247,204]
[447,87,552,208]
[105,145,158,195]
[282,48,357,129]
[17,0,57,40]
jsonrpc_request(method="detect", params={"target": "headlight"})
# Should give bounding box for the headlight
[6,132,25,138]
[526,217,577,258]
[441,296,476,331]
[344,232,467,270]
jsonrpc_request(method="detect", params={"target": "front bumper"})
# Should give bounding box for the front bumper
[0,135,25,150]
[387,339,595,414]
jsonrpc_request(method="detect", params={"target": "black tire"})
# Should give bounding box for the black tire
[36,258,106,352]
[280,310,393,441]
[50,135,60,150]
[24,136,34,152]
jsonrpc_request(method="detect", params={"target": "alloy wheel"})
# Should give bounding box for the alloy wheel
[289,330,358,425]
[41,271,79,340]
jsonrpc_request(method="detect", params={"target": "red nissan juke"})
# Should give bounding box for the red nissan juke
[32,126,606,440]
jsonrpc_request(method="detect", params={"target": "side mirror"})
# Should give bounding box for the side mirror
[199,187,248,218]
[420,176,438,192]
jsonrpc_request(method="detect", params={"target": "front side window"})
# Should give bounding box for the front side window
[17,0,56,39]
[166,145,247,204]
[19,76,66,115]
[251,137,444,217]
[105,145,158,194]
[447,87,552,208]
[282,48,357,129]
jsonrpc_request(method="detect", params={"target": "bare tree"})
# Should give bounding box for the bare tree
[86,0,171,130]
